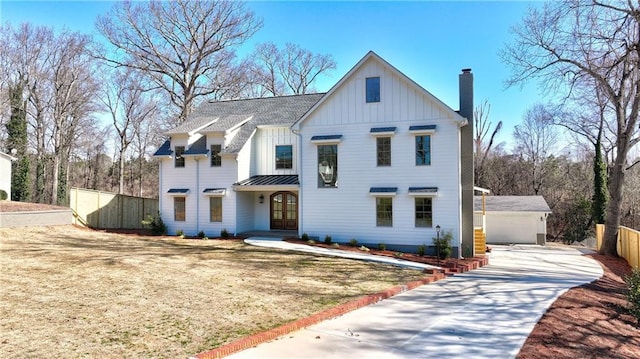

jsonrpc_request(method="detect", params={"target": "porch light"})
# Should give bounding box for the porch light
[259,194,264,203]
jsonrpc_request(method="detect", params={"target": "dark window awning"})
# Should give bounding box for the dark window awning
[203,188,226,196]
[370,127,397,136]
[369,187,398,196]
[168,188,189,195]
[311,134,343,143]
[408,187,438,196]
[409,125,437,134]
[233,175,299,191]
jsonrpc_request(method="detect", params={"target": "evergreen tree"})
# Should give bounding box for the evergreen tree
[6,83,30,202]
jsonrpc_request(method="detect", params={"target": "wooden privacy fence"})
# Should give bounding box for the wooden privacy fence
[70,187,158,229]
[596,224,640,269]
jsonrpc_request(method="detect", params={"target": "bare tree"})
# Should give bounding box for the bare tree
[96,0,262,122]
[248,42,336,96]
[513,103,559,195]
[502,1,640,256]
[473,99,503,187]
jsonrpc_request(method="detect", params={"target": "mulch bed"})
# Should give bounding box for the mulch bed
[517,253,640,358]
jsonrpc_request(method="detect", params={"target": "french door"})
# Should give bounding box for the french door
[270,192,298,230]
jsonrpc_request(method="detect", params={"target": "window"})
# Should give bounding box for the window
[366,77,380,103]
[415,135,431,166]
[376,197,393,227]
[175,146,185,167]
[209,197,222,222]
[377,137,391,166]
[210,144,221,167]
[415,197,433,227]
[276,145,293,169]
[174,197,185,221]
[318,144,338,188]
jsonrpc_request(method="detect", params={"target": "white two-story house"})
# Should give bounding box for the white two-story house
[154,51,476,257]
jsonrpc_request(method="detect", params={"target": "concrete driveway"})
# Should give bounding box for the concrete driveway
[226,245,603,359]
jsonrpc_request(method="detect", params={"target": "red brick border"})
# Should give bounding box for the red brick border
[193,255,489,359]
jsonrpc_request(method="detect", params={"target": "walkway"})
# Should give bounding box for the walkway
[226,243,603,359]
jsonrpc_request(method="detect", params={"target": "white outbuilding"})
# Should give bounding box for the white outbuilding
[475,196,552,245]
[0,151,17,200]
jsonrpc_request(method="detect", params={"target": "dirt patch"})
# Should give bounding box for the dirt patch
[517,253,640,358]
[0,200,68,212]
[0,225,427,358]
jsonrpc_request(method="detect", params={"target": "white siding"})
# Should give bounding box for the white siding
[299,57,462,249]
[252,127,299,176]
[0,155,11,199]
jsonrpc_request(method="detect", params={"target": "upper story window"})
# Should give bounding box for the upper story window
[377,137,391,166]
[318,144,338,188]
[210,144,222,167]
[175,146,185,168]
[366,77,380,103]
[276,145,293,169]
[415,135,431,166]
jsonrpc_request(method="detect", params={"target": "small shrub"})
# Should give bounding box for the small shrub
[0,189,7,200]
[197,230,206,239]
[378,243,386,251]
[331,243,340,248]
[394,252,404,257]
[301,233,310,241]
[349,238,358,247]
[220,228,230,239]
[307,239,316,245]
[359,245,370,252]
[141,213,167,236]
[625,268,640,324]
[433,230,453,260]
[324,235,332,244]
[176,229,185,238]
[417,244,426,257]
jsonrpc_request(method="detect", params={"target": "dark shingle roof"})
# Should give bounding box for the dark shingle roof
[474,196,552,212]
[153,140,172,157]
[183,136,208,156]
[234,175,299,186]
[167,93,324,153]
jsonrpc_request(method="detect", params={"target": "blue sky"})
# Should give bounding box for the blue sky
[1,1,542,148]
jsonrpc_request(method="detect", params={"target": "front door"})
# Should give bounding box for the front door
[270,191,298,230]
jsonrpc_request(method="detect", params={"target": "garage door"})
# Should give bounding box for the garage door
[485,212,537,244]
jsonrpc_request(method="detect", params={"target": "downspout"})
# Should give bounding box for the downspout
[292,129,303,237]
[158,161,163,219]
[195,157,200,235]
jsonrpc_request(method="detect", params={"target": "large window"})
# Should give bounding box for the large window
[415,135,431,166]
[210,144,221,167]
[276,145,293,169]
[318,144,338,188]
[366,77,380,103]
[209,197,222,222]
[175,146,185,168]
[174,197,186,221]
[415,197,433,227]
[376,197,393,227]
[377,137,391,166]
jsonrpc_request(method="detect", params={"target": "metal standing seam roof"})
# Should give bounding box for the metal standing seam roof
[310,134,343,141]
[369,187,398,194]
[474,196,552,212]
[153,139,173,156]
[234,175,300,186]
[409,187,438,193]
[203,188,226,194]
[167,188,189,194]
[409,125,437,132]
[370,127,397,133]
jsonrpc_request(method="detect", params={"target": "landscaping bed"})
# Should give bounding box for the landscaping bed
[517,253,640,358]
[0,225,427,358]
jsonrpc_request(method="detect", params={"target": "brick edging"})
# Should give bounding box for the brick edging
[193,255,489,359]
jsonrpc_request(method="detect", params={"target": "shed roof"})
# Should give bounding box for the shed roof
[474,196,551,213]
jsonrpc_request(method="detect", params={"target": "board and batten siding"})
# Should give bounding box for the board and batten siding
[251,127,298,176]
[298,57,462,249]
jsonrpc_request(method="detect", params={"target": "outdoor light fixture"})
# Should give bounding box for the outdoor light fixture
[435,225,441,267]
[259,194,264,204]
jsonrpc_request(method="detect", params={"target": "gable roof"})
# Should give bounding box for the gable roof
[292,51,466,130]
[474,196,552,213]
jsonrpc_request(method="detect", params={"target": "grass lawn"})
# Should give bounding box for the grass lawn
[0,225,426,358]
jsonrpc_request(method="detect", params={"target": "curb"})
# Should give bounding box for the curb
[192,255,489,359]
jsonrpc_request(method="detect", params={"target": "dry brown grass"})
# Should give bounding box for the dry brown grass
[0,225,426,358]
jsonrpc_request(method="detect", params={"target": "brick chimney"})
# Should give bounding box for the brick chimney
[459,68,474,258]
